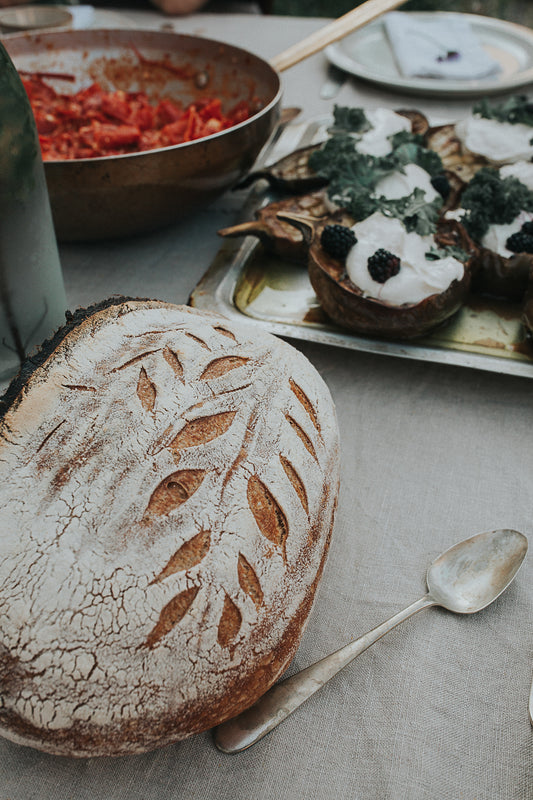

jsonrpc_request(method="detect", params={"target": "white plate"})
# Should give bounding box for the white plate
[326,12,533,97]
[0,4,72,32]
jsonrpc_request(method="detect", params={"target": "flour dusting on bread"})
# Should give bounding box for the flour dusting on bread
[0,300,340,757]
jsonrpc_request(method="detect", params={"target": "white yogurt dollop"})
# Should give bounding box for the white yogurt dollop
[355,108,412,157]
[374,163,440,202]
[499,160,533,190]
[482,209,533,257]
[455,116,533,164]
[346,213,464,305]
[481,162,533,255]
[326,162,439,214]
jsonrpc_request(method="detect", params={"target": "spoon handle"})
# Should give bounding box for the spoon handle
[214,593,436,754]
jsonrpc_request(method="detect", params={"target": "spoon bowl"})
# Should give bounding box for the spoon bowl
[214,528,528,754]
[427,528,528,614]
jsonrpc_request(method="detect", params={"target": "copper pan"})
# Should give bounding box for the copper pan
[5,28,282,241]
[4,0,405,241]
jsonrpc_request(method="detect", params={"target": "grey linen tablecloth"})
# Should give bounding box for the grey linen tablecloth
[1,10,532,800]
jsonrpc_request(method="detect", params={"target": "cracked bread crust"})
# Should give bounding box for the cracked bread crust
[0,300,340,757]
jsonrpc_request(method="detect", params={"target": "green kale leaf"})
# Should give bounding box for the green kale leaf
[306,112,446,231]
[473,95,533,127]
[379,189,441,236]
[334,151,398,190]
[330,105,371,134]
[337,187,441,234]
[328,184,378,221]
[460,167,533,242]
[309,138,400,209]
[389,130,425,149]
[308,134,362,176]
[392,141,443,177]
[425,245,469,263]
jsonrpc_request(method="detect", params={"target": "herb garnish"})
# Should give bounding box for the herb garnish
[308,110,445,235]
[309,138,398,222]
[473,95,533,127]
[309,135,398,190]
[390,136,444,178]
[389,130,426,149]
[329,105,371,134]
[379,190,442,237]
[460,167,533,242]
[324,179,378,222]
[425,245,469,263]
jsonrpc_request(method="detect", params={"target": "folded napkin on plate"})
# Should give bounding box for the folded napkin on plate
[69,5,95,29]
[383,12,501,80]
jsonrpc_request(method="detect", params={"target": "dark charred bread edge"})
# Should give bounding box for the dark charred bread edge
[0,296,151,420]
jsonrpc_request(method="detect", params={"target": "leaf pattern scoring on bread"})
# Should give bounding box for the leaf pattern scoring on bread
[137,367,157,412]
[169,411,237,459]
[145,587,200,649]
[162,345,184,378]
[200,355,250,380]
[144,469,205,518]
[151,529,211,583]
[0,302,340,756]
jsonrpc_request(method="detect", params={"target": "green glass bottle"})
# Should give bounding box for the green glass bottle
[0,42,67,384]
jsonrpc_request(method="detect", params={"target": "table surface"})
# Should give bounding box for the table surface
[1,8,533,800]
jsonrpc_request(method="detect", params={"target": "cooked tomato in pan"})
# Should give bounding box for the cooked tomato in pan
[21,73,255,160]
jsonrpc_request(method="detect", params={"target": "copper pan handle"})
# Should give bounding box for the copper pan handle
[270,0,407,73]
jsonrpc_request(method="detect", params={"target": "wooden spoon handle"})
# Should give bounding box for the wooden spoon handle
[270,0,407,73]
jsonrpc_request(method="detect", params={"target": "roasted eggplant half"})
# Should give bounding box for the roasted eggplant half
[222,107,446,264]
[521,263,533,336]
[469,247,533,301]
[424,124,488,184]
[218,189,329,263]
[425,96,533,183]
[236,144,326,194]
[293,214,476,340]
[455,163,533,300]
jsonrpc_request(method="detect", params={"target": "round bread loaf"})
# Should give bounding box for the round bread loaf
[0,300,340,757]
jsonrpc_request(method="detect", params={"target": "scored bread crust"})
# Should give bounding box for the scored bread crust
[0,300,340,757]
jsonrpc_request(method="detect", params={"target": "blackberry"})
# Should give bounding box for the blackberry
[520,220,533,236]
[320,224,357,260]
[505,231,533,254]
[431,173,451,201]
[367,249,401,283]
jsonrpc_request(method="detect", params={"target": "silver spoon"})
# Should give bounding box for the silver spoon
[214,528,528,754]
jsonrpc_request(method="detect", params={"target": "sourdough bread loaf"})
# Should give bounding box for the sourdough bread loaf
[0,300,340,757]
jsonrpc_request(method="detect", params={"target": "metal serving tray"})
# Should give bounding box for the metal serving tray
[189,116,533,379]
